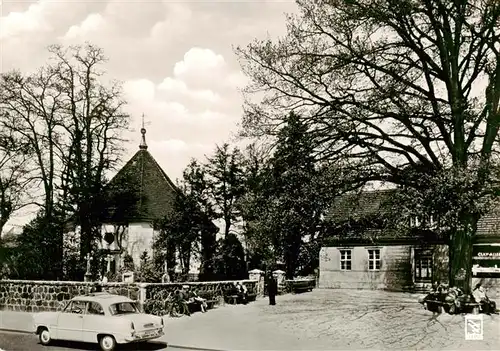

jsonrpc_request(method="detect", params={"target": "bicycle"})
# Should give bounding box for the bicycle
[213,285,226,307]
[166,292,190,317]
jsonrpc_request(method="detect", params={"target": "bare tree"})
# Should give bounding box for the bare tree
[48,44,129,260]
[237,0,500,291]
[0,44,129,277]
[0,68,65,221]
[0,129,34,238]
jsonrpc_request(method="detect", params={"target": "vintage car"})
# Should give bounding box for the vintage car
[419,287,480,315]
[32,292,164,351]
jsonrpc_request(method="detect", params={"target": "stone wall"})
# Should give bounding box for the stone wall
[0,279,258,312]
[144,280,257,301]
[0,280,96,312]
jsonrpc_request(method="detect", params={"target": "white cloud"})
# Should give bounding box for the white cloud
[148,3,192,40]
[0,0,52,40]
[123,79,157,102]
[158,77,221,104]
[173,47,226,78]
[63,13,106,39]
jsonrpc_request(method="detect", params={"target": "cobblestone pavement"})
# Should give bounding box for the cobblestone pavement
[1,289,499,350]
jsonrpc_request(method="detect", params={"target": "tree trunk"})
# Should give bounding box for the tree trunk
[448,214,478,293]
[284,234,301,280]
[180,241,191,277]
[200,226,217,280]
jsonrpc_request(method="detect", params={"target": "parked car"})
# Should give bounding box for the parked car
[419,287,480,315]
[33,292,164,351]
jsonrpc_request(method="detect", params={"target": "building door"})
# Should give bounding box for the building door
[414,249,433,283]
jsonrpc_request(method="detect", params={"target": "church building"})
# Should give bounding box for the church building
[96,123,180,273]
[64,121,217,279]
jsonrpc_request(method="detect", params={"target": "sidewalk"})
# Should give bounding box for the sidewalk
[0,300,333,350]
[0,311,33,333]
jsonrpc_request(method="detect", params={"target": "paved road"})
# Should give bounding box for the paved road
[2,290,499,350]
[0,330,220,351]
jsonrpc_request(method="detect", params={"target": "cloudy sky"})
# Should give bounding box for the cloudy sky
[1,0,298,228]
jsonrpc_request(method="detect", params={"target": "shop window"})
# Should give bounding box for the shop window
[368,249,381,270]
[339,249,352,271]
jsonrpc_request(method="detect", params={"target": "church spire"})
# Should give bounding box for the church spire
[139,113,148,150]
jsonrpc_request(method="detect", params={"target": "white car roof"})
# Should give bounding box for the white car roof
[71,293,134,307]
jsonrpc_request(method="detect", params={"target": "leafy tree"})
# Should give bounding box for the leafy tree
[267,112,323,278]
[136,251,162,283]
[205,144,246,239]
[121,254,135,271]
[154,162,219,281]
[0,228,19,279]
[181,160,218,280]
[239,142,274,268]
[214,233,247,280]
[8,210,65,280]
[237,0,500,291]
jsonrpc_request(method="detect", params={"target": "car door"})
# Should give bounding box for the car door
[56,300,85,341]
[82,301,107,343]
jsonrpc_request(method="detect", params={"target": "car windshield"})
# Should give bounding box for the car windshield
[109,302,138,315]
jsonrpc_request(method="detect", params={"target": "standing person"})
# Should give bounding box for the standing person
[240,281,248,304]
[268,273,277,306]
[95,273,103,292]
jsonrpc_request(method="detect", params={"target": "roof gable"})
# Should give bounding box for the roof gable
[325,189,500,239]
[104,149,179,221]
[325,189,396,223]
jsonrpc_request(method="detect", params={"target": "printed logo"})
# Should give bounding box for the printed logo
[465,314,483,340]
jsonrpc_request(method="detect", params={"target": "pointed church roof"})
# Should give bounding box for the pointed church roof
[103,122,179,222]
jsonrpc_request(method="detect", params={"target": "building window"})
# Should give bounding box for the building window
[339,250,352,271]
[414,249,433,281]
[410,216,421,228]
[368,249,381,270]
[427,214,438,229]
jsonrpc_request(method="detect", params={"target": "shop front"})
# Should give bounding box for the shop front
[472,243,500,299]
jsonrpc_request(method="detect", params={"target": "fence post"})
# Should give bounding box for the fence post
[248,269,265,297]
[138,283,148,309]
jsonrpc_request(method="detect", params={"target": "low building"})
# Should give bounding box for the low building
[319,190,500,294]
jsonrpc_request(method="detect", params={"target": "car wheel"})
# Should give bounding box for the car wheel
[39,328,51,346]
[99,335,116,351]
[448,304,456,315]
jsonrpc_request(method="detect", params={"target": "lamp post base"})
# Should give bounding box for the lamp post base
[84,272,92,282]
